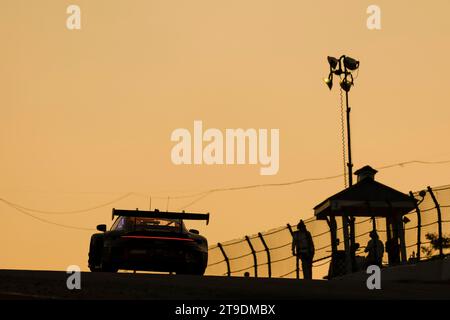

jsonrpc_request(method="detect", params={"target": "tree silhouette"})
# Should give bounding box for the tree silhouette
[421,233,450,257]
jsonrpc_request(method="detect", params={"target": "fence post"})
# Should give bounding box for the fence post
[258,232,271,278]
[287,224,299,279]
[427,186,444,259]
[409,191,422,261]
[217,243,231,276]
[245,236,258,278]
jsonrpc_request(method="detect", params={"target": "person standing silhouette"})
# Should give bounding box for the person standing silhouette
[292,220,315,279]
[364,230,384,268]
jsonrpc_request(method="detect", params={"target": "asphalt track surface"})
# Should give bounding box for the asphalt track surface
[0,270,449,300]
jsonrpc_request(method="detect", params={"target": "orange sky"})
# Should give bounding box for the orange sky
[1,0,450,271]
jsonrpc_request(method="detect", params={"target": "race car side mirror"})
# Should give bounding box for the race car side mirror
[97,224,107,232]
[189,229,200,235]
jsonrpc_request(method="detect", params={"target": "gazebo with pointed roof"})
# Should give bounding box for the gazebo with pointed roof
[313,165,417,278]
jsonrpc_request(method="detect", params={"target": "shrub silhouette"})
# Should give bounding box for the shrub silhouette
[421,233,450,257]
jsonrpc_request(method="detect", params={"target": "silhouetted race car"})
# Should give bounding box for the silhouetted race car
[88,209,210,274]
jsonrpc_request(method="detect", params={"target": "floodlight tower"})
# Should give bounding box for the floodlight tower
[324,55,360,272]
[324,55,360,187]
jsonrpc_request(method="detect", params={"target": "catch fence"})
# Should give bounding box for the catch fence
[205,185,450,279]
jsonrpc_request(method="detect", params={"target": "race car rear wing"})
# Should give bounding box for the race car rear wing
[112,208,210,225]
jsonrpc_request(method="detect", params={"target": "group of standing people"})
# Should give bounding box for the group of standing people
[291,220,385,280]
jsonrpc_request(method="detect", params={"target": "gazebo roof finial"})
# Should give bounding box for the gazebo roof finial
[354,165,378,182]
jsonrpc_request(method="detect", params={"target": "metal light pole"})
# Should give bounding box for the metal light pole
[324,55,360,273]
[345,89,353,187]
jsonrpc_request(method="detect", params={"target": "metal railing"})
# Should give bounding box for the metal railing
[205,185,450,279]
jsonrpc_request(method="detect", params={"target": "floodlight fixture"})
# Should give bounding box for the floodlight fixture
[324,74,333,90]
[343,56,360,71]
[327,56,339,70]
[340,78,353,92]
[324,55,359,91]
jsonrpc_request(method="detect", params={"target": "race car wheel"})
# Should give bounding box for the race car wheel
[88,234,104,272]
[176,251,207,275]
[177,269,204,276]
[101,261,119,273]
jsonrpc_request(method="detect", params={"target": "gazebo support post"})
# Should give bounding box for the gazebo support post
[398,217,407,262]
[326,216,339,278]
[387,200,407,263]
[409,191,421,261]
[327,216,338,253]
[342,216,352,274]
[385,217,393,265]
